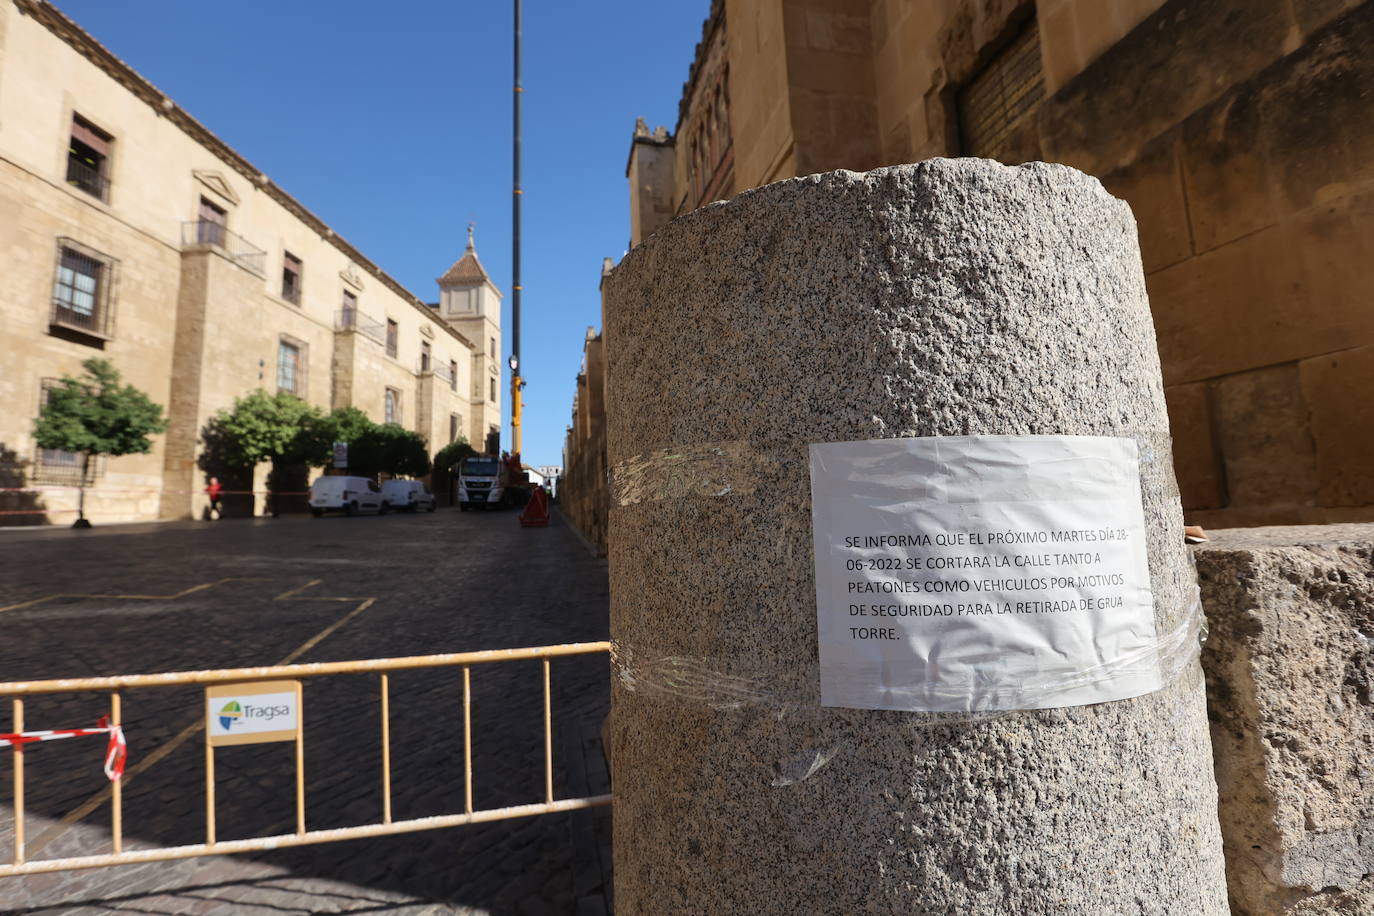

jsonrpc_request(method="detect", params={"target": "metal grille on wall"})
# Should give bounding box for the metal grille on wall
[957,19,1045,162]
[50,238,117,339]
[33,379,103,486]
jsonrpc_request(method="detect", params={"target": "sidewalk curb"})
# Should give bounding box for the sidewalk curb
[551,505,604,560]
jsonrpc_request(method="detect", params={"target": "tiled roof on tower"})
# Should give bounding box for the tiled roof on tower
[439,223,490,286]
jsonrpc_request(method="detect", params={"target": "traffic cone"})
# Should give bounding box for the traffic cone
[519,487,549,527]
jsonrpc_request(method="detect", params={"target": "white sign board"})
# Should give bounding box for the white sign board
[808,435,1159,713]
[205,680,302,747]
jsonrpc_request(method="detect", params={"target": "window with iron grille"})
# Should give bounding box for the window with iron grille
[386,319,398,358]
[420,340,431,372]
[957,18,1045,161]
[277,339,301,395]
[449,413,460,444]
[67,114,112,201]
[385,387,400,424]
[282,252,302,304]
[34,379,101,485]
[51,238,116,339]
[489,376,497,403]
[449,360,458,391]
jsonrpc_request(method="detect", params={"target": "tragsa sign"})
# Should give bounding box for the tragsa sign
[205,680,302,747]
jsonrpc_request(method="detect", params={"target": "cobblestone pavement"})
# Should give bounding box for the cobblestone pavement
[0,507,612,915]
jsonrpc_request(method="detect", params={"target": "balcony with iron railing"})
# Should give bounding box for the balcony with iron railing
[180,221,266,277]
[419,359,456,386]
[335,308,387,346]
[65,156,110,202]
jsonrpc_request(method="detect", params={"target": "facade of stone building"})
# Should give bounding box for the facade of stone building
[600,0,1374,533]
[0,0,500,523]
[562,321,608,556]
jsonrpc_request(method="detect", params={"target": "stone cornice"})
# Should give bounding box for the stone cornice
[16,0,475,353]
[677,0,726,132]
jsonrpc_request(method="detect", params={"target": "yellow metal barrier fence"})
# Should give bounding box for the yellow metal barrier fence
[0,641,612,876]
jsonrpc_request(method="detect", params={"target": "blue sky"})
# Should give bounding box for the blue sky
[55,0,707,469]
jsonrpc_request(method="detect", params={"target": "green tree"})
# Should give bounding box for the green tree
[283,406,376,473]
[348,423,430,479]
[431,437,477,507]
[206,390,325,516]
[33,358,167,528]
[433,437,477,475]
[318,407,374,450]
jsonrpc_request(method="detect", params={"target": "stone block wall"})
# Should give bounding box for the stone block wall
[0,147,178,525]
[649,0,1374,530]
[1196,524,1374,914]
[560,330,608,555]
[1065,1,1374,529]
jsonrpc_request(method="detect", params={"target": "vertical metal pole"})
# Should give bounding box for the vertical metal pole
[542,657,553,804]
[204,729,216,846]
[463,666,473,815]
[511,0,523,457]
[110,692,122,854]
[11,699,24,865]
[294,683,305,835]
[380,674,392,825]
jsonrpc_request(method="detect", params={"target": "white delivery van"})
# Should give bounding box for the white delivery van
[309,476,385,517]
[381,479,436,513]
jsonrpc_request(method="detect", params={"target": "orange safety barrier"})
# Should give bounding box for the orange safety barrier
[0,642,611,876]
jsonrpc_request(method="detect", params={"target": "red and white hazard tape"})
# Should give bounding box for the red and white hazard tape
[0,487,310,495]
[0,716,127,781]
[0,486,311,516]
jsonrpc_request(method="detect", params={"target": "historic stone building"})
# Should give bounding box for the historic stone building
[561,314,609,555]
[432,226,503,457]
[563,0,1374,537]
[0,0,502,523]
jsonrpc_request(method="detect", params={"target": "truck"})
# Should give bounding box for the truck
[456,455,506,510]
[456,453,534,511]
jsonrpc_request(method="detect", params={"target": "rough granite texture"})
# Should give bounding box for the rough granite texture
[1196,524,1374,915]
[603,159,1229,914]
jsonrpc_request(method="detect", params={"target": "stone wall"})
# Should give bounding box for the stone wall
[626,122,675,248]
[1044,0,1374,529]
[560,328,608,555]
[633,0,1374,530]
[1196,524,1374,914]
[0,145,178,524]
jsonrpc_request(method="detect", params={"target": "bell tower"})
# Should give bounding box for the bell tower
[437,224,503,454]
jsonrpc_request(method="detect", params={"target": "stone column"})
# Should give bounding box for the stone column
[603,159,1229,913]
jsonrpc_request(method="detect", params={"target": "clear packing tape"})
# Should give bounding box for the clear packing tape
[608,431,1209,738]
[611,589,1205,718]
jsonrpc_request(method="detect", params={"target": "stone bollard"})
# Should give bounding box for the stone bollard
[603,159,1229,914]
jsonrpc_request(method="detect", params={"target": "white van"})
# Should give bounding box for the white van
[381,479,436,513]
[310,476,385,517]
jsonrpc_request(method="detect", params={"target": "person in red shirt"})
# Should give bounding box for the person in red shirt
[206,477,223,520]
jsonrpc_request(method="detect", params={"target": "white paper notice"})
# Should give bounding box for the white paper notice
[808,435,1159,713]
